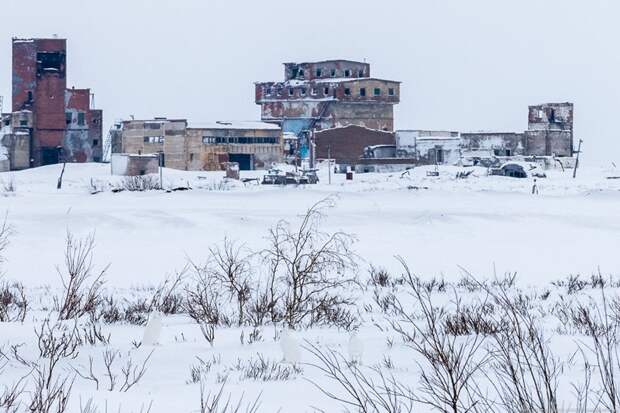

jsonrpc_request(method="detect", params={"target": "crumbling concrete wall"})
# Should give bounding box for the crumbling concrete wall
[284,60,370,81]
[111,153,159,176]
[256,61,400,158]
[526,103,573,157]
[186,126,282,171]
[114,120,282,171]
[64,88,103,162]
[460,132,526,156]
[1,133,30,170]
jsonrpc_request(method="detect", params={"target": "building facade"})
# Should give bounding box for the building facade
[255,60,400,158]
[461,102,574,158]
[112,119,283,171]
[6,37,102,168]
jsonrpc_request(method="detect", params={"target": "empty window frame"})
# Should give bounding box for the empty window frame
[330,68,337,77]
[316,68,322,77]
[324,87,330,96]
[300,88,307,96]
[264,86,272,96]
[344,69,351,77]
[388,88,395,96]
[65,112,72,125]
[93,139,99,146]
[144,136,164,143]
[358,69,364,77]
[19,119,28,126]
[288,88,294,96]
[359,88,366,97]
[344,88,351,96]
[374,88,381,96]
[77,112,85,126]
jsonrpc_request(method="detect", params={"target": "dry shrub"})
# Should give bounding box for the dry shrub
[56,232,108,320]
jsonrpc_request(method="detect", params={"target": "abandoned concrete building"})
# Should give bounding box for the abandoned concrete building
[255,60,400,159]
[395,130,461,165]
[0,38,103,169]
[461,103,574,159]
[111,118,283,172]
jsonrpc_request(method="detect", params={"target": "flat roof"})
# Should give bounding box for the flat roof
[188,121,281,131]
[284,59,369,66]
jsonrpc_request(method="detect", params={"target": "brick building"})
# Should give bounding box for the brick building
[314,125,396,172]
[112,118,283,171]
[255,60,400,159]
[6,37,102,168]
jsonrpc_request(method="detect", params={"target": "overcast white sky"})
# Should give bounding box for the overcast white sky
[2,0,619,164]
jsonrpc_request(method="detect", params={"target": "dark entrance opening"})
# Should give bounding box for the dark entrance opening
[41,147,59,165]
[229,154,253,170]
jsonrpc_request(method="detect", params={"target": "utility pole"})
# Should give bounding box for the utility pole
[573,139,583,179]
[159,151,163,189]
[328,145,331,185]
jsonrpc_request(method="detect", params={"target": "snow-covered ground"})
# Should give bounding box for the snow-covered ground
[0,163,619,412]
[1,163,619,287]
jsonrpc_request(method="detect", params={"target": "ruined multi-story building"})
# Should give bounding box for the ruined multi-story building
[112,118,283,172]
[255,60,400,158]
[461,102,574,158]
[6,37,102,168]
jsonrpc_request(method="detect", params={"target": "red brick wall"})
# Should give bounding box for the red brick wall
[314,125,395,164]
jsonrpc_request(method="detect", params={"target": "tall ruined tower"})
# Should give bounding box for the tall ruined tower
[526,102,574,157]
[12,38,102,167]
[255,60,400,158]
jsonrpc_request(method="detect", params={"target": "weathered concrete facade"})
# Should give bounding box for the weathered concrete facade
[0,111,32,170]
[9,37,102,167]
[113,119,282,171]
[396,130,461,165]
[525,103,573,157]
[111,153,159,176]
[461,102,574,158]
[460,132,525,157]
[256,60,400,159]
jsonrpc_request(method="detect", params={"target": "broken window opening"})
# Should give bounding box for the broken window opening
[300,88,307,96]
[360,88,366,97]
[27,91,33,103]
[65,112,72,125]
[324,87,330,96]
[316,68,322,77]
[36,52,66,77]
[330,69,336,77]
[344,88,351,96]
[144,136,164,144]
[288,88,294,96]
[388,88,395,96]
[93,139,99,146]
[358,69,364,77]
[344,69,351,77]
